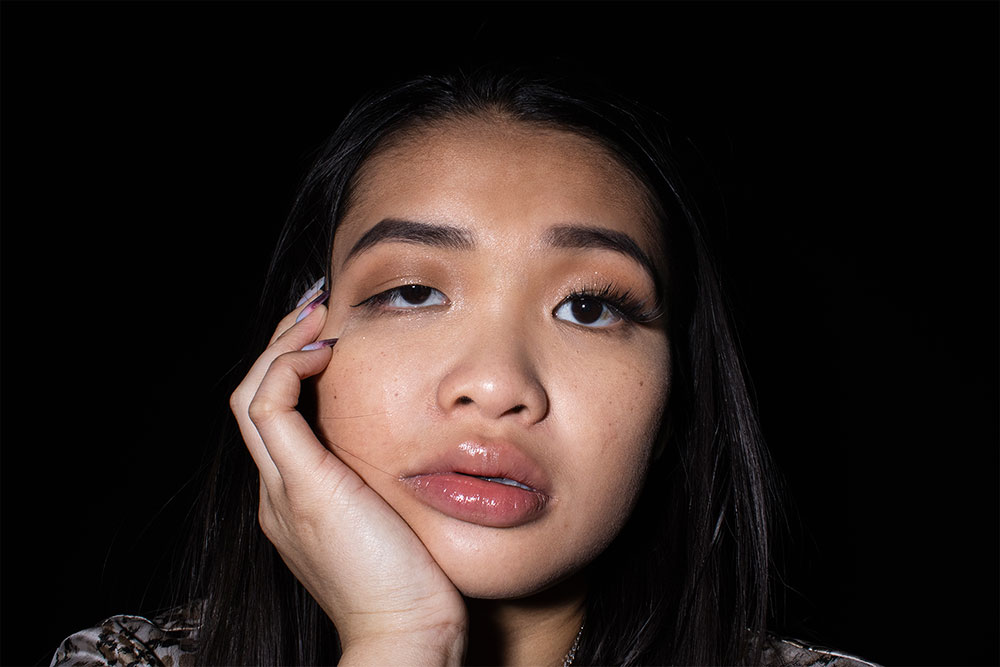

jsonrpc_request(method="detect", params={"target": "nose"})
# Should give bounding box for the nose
[436,334,549,425]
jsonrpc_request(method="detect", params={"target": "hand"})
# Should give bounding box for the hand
[229,289,467,665]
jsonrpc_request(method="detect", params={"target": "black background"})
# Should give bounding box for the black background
[2,2,997,666]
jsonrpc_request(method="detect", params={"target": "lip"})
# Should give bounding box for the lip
[400,440,551,528]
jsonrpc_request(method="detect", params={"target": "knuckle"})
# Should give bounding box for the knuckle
[247,395,279,426]
[228,387,245,414]
[257,500,282,539]
[258,509,274,539]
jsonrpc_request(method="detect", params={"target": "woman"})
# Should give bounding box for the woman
[51,67,875,666]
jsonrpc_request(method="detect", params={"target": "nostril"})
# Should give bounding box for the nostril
[457,396,474,405]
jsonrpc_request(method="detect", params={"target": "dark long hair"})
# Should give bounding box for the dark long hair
[177,66,777,666]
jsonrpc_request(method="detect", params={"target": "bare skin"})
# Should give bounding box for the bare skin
[231,117,670,665]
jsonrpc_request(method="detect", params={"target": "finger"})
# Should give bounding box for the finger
[247,345,342,482]
[232,303,329,485]
[231,295,328,426]
[234,395,282,488]
[295,276,326,308]
[270,287,330,346]
[257,476,281,538]
[244,295,329,395]
[265,277,326,345]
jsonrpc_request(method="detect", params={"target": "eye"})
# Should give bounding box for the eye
[368,284,449,309]
[553,295,622,328]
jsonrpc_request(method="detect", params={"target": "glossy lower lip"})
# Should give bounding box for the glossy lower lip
[402,472,548,528]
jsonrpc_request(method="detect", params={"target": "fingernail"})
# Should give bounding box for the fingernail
[295,277,326,307]
[300,338,338,351]
[295,290,330,323]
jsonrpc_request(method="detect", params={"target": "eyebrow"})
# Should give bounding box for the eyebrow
[542,225,659,284]
[344,218,474,264]
[343,219,658,284]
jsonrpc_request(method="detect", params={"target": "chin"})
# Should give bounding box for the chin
[417,520,605,601]
[449,564,566,600]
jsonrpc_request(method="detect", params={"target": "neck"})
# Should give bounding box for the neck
[463,574,587,667]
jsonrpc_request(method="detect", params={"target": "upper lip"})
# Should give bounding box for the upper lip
[400,438,552,496]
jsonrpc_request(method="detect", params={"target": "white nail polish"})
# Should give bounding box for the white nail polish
[295,277,326,307]
[300,338,338,351]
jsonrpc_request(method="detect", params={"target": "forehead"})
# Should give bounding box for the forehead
[334,117,661,265]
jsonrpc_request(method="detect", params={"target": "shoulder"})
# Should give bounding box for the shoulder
[762,635,881,667]
[50,607,199,667]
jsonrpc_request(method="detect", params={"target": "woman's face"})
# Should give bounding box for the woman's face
[314,117,670,599]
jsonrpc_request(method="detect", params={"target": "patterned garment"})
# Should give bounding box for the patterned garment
[50,612,197,667]
[762,636,881,667]
[51,610,879,667]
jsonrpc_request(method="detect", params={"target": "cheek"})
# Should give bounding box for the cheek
[553,333,669,450]
[557,342,669,511]
[310,332,434,478]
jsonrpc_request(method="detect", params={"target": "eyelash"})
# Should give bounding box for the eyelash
[563,283,663,325]
[352,282,662,326]
[352,285,448,310]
